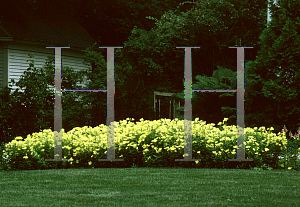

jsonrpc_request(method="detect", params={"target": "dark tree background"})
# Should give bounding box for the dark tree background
[243,0,300,136]
[3,0,299,137]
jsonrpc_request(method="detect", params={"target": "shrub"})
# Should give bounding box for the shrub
[276,126,300,171]
[1,117,294,171]
[0,53,103,144]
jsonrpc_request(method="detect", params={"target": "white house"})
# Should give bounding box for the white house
[0,1,96,93]
[0,1,98,130]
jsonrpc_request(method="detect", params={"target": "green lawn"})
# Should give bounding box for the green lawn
[0,167,299,207]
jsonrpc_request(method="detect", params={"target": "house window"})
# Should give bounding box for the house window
[154,91,182,120]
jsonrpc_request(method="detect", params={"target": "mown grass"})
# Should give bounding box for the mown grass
[0,165,300,206]
[1,126,300,207]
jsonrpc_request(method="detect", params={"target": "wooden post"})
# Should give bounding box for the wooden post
[169,100,171,119]
[173,100,175,119]
[158,97,161,119]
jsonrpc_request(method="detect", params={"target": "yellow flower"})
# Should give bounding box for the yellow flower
[23,156,28,159]
[88,161,92,165]
[223,118,229,122]
[183,153,189,158]
[259,126,266,131]
[264,148,269,152]
[288,167,292,170]
[15,137,23,140]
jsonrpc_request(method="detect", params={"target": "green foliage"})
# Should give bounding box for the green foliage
[160,0,300,137]
[49,0,187,46]
[116,0,267,123]
[82,43,154,123]
[171,65,238,129]
[243,0,300,136]
[0,86,20,144]
[0,53,95,144]
[0,54,55,143]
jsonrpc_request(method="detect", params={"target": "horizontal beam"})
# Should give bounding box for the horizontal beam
[154,91,177,96]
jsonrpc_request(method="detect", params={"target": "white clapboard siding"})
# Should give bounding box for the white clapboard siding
[6,43,91,103]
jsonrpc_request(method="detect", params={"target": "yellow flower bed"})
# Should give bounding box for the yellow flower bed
[1,117,295,171]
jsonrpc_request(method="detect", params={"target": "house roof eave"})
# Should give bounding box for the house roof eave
[13,40,87,52]
[0,1,96,50]
[0,23,13,41]
[0,37,13,41]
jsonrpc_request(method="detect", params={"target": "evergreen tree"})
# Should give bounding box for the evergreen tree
[244,0,300,135]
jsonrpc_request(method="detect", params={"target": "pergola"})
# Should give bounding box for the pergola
[154,91,182,120]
